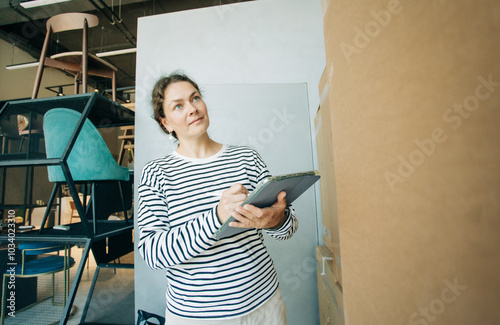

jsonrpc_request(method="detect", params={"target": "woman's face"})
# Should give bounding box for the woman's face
[161,81,209,140]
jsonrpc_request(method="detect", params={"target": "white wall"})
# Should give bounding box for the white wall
[134,0,326,323]
[134,0,325,125]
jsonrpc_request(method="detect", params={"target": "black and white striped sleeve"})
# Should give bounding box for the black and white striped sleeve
[264,205,298,240]
[137,165,222,270]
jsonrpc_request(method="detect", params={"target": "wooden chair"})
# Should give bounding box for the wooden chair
[31,13,117,101]
[17,114,44,154]
[118,126,134,165]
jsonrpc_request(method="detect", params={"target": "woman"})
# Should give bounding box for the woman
[137,73,298,324]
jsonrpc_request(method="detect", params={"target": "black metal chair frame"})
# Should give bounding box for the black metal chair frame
[0,93,134,325]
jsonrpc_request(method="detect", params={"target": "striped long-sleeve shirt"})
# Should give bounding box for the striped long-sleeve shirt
[137,144,298,319]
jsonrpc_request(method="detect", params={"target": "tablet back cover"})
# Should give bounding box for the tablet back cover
[214,172,320,239]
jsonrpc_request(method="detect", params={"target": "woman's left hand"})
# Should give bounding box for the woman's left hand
[230,191,287,229]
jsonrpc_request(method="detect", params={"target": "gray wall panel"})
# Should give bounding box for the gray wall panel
[134,1,325,323]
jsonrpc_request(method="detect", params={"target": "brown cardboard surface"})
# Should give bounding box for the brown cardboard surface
[316,246,344,325]
[315,68,343,285]
[323,1,500,324]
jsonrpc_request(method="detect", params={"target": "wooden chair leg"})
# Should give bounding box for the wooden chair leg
[74,72,81,95]
[112,70,117,102]
[32,65,44,99]
[32,26,52,99]
[118,138,126,165]
[82,19,89,94]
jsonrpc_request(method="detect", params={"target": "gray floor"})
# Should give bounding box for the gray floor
[68,250,135,325]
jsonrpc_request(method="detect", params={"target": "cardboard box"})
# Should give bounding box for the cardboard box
[316,246,344,325]
[321,1,500,324]
[315,68,342,286]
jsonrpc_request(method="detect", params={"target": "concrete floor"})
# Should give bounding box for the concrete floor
[67,249,135,325]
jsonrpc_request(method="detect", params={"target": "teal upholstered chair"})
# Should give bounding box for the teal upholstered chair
[42,108,131,234]
[1,243,75,324]
[44,108,129,183]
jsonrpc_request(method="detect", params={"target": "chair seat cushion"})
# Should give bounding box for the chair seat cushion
[15,255,75,275]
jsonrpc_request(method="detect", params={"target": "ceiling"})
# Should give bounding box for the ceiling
[0,0,251,101]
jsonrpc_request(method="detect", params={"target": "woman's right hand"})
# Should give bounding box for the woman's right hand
[217,184,249,224]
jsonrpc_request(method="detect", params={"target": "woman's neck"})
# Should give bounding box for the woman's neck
[176,135,222,159]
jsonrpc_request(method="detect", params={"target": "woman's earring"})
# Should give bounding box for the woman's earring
[169,134,173,141]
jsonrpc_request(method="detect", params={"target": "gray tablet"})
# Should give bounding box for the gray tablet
[214,170,320,239]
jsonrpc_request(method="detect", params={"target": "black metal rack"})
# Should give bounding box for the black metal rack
[0,92,135,325]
